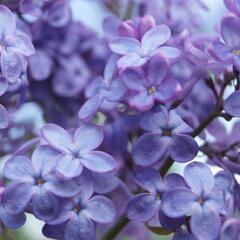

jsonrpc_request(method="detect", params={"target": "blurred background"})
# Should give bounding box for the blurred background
[0,0,226,239]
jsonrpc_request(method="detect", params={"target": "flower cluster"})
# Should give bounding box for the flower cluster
[0,1,240,240]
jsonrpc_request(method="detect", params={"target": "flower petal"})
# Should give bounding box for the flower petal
[157,46,181,60]
[74,124,103,151]
[78,94,105,120]
[1,49,23,82]
[29,50,52,81]
[3,182,33,215]
[147,54,168,84]
[190,207,221,240]
[32,188,59,221]
[10,32,35,56]
[3,156,34,181]
[223,91,240,117]
[0,5,16,37]
[162,187,195,218]
[127,193,159,222]
[132,133,167,166]
[133,167,162,193]
[109,37,142,55]
[85,196,116,223]
[142,25,171,53]
[129,91,154,111]
[56,154,83,179]
[0,209,26,229]
[117,54,146,68]
[41,124,73,153]
[221,15,240,47]
[64,214,95,240]
[81,151,116,173]
[121,67,145,91]
[184,162,214,195]
[169,134,198,163]
[32,145,60,176]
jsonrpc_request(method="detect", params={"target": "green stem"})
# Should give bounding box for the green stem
[101,216,129,240]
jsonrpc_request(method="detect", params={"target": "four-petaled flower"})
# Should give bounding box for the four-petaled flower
[109,19,180,69]
[41,124,116,178]
[162,162,230,240]
[3,146,80,221]
[121,54,181,111]
[132,106,198,166]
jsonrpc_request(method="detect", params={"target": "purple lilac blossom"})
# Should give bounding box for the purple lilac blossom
[162,162,230,240]
[121,53,181,111]
[132,106,198,166]
[109,15,180,69]
[41,124,116,178]
[46,186,116,240]
[3,146,80,221]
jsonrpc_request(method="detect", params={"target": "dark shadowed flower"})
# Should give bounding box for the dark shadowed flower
[132,106,198,166]
[127,167,185,229]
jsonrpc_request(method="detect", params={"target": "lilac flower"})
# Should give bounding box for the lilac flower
[127,167,185,228]
[79,56,126,120]
[20,0,71,27]
[162,162,229,240]
[121,54,181,111]
[0,5,35,82]
[109,16,180,68]
[41,124,116,178]
[132,106,198,166]
[210,15,240,71]
[46,186,116,240]
[3,146,80,221]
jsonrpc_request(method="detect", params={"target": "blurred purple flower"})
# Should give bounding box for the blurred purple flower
[210,15,240,71]
[0,5,35,82]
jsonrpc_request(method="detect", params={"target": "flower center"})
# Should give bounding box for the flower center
[148,86,157,94]
[73,205,81,213]
[233,49,240,56]
[163,129,171,136]
[35,178,45,186]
